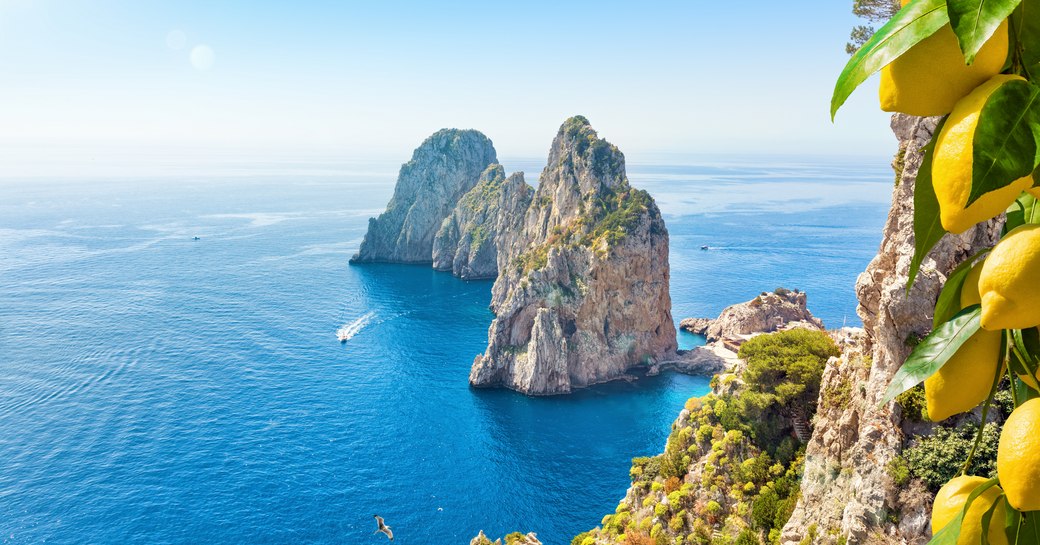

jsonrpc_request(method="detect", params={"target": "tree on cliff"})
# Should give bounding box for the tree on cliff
[738,329,839,444]
[846,0,900,54]
[741,329,838,413]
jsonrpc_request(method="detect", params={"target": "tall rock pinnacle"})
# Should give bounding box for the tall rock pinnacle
[469,116,677,395]
[350,129,498,264]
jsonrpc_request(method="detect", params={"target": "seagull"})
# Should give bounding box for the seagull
[373,515,393,541]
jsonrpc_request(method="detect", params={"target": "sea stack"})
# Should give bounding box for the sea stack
[350,129,498,264]
[432,164,533,280]
[469,116,677,395]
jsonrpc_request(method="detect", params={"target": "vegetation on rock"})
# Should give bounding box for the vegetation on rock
[573,329,837,545]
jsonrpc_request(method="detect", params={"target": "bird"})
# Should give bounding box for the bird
[373,515,393,541]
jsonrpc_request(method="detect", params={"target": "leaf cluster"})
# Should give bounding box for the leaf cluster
[739,329,840,412]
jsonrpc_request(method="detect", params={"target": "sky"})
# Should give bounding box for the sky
[0,1,898,177]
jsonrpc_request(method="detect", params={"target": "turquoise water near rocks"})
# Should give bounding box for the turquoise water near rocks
[0,157,890,544]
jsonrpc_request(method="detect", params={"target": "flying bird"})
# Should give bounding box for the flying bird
[373,515,393,541]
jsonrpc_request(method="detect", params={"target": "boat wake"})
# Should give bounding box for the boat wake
[337,311,375,342]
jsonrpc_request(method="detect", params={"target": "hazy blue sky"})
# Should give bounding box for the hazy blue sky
[0,1,897,175]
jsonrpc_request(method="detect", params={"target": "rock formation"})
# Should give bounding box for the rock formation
[683,289,823,343]
[779,114,1002,544]
[470,530,542,545]
[469,116,677,395]
[350,129,498,264]
[432,164,533,280]
[678,317,712,335]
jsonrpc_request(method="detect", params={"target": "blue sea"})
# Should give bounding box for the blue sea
[0,156,891,544]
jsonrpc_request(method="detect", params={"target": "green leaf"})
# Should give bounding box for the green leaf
[980,492,1004,545]
[967,79,1040,206]
[1006,501,1022,544]
[933,253,984,327]
[909,120,950,292]
[832,0,950,119]
[1017,511,1040,544]
[882,306,982,405]
[1014,0,1040,69]
[1005,192,1040,232]
[928,477,1000,544]
[946,0,1021,63]
[1011,328,1040,391]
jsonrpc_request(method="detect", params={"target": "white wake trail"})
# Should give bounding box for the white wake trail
[337,311,375,342]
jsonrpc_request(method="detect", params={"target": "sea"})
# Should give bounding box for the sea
[0,156,892,544]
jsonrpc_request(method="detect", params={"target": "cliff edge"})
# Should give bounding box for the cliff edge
[778,114,1002,544]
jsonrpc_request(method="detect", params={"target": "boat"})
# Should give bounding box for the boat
[337,328,350,342]
[700,245,709,250]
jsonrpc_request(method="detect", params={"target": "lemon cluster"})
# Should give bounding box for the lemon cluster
[877,4,1040,536]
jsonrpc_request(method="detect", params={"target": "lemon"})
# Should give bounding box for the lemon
[932,74,1033,234]
[932,475,1008,545]
[924,330,1003,421]
[997,398,1040,511]
[960,260,984,308]
[925,261,1003,420]
[879,0,1009,117]
[979,224,1040,330]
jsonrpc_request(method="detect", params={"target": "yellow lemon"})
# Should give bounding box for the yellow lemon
[933,75,1033,234]
[924,328,1003,421]
[979,224,1040,330]
[960,260,984,308]
[880,0,1009,117]
[925,260,1003,421]
[997,398,1040,511]
[931,475,1008,545]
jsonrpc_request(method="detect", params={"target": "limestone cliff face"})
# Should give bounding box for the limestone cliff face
[351,129,498,264]
[690,289,824,342]
[432,164,533,280]
[779,114,1002,545]
[469,116,676,395]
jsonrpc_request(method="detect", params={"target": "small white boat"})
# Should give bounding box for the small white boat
[336,312,375,343]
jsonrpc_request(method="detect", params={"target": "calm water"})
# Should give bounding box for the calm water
[0,157,891,544]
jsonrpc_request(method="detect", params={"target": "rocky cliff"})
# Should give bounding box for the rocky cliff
[432,164,533,279]
[681,289,824,342]
[778,114,1002,545]
[469,116,677,395]
[351,129,498,264]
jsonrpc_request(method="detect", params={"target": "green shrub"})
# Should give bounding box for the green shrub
[887,456,910,486]
[903,423,1000,491]
[895,384,927,422]
[735,528,759,545]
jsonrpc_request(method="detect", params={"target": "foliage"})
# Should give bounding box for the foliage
[846,0,901,54]
[895,384,929,422]
[512,243,550,275]
[734,528,759,545]
[902,423,1000,491]
[739,329,839,418]
[583,188,654,248]
[887,456,911,486]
